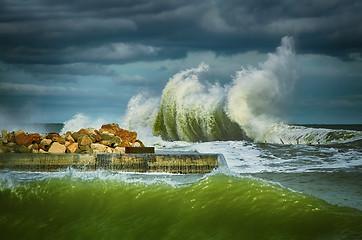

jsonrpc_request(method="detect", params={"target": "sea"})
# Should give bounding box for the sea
[1,37,362,239]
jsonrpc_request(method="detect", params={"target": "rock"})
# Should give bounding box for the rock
[14,144,32,153]
[99,123,119,135]
[75,145,93,154]
[0,136,8,144]
[7,142,16,148]
[15,133,28,145]
[29,133,41,142]
[29,143,39,151]
[6,132,15,143]
[15,129,25,137]
[89,133,102,143]
[114,147,126,154]
[48,142,66,153]
[39,149,48,153]
[0,124,145,154]
[79,135,92,146]
[105,146,114,153]
[65,134,75,143]
[71,132,86,142]
[46,133,61,142]
[39,138,53,150]
[98,132,121,147]
[77,128,89,135]
[99,123,137,143]
[86,128,98,135]
[58,135,66,144]
[119,141,131,147]
[90,143,106,153]
[94,133,102,142]
[66,142,78,153]
[15,133,40,146]
[1,129,7,138]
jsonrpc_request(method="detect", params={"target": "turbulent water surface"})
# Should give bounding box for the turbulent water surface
[1,37,362,239]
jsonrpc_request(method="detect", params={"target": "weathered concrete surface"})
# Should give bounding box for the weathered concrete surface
[0,152,226,174]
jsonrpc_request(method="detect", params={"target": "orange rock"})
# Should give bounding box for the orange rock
[77,129,89,135]
[29,133,40,143]
[99,123,137,143]
[118,129,137,143]
[15,133,40,146]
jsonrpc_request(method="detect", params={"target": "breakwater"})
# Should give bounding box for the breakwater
[0,152,225,174]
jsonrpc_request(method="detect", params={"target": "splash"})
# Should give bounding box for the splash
[60,113,106,134]
[123,37,362,144]
[226,36,297,140]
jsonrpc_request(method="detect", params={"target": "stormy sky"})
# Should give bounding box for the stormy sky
[0,0,362,125]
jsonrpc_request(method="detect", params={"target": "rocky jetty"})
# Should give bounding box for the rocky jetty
[0,123,146,154]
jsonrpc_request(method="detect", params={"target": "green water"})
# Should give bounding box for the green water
[1,174,361,240]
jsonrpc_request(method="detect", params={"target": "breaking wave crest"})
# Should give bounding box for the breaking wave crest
[124,37,362,144]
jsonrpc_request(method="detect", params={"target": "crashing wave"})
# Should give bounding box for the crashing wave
[123,37,362,145]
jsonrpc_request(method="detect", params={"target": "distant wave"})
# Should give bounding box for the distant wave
[123,36,362,145]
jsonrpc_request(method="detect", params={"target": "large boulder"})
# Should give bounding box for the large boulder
[114,147,125,154]
[99,123,137,143]
[39,138,53,151]
[90,143,106,153]
[48,142,66,153]
[53,143,66,153]
[65,134,75,143]
[46,133,61,142]
[89,133,102,143]
[14,144,32,153]
[79,135,92,146]
[71,132,85,142]
[15,133,40,146]
[66,142,78,153]
[98,132,121,147]
[75,145,93,154]
[15,130,25,137]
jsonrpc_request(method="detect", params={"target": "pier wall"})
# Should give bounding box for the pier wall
[0,153,226,174]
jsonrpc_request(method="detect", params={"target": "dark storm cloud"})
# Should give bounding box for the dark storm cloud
[1,0,362,65]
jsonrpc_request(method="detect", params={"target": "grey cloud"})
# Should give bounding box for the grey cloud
[1,0,362,64]
[113,74,147,85]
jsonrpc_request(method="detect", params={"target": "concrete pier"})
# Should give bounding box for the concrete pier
[0,152,226,174]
